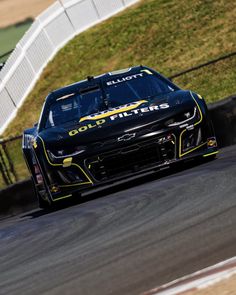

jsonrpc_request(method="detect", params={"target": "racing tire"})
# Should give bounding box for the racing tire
[202,154,217,162]
[31,177,52,209]
[37,191,51,209]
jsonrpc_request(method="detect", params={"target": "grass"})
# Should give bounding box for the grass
[0,18,32,62]
[0,139,29,188]
[3,0,236,137]
[173,55,236,103]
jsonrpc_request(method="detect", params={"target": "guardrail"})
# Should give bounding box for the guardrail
[0,0,139,135]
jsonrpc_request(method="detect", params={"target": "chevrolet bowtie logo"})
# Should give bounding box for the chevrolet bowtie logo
[117,133,136,142]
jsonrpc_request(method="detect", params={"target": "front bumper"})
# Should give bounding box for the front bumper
[39,120,217,202]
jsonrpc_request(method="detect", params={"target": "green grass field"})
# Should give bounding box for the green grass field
[3,0,236,137]
[0,19,32,62]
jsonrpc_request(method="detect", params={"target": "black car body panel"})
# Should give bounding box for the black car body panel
[22,66,218,206]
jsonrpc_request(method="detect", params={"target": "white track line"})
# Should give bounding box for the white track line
[142,256,236,295]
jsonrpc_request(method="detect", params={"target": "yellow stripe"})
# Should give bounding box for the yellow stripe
[141,69,153,75]
[79,100,147,122]
[179,92,204,158]
[197,93,203,99]
[180,141,207,157]
[203,151,219,157]
[53,194,72,201]
[38,136,93,186]
[59,181,92,188]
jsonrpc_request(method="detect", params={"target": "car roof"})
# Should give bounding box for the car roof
[46,65,149,104]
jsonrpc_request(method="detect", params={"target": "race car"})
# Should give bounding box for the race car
[22,66,218,208]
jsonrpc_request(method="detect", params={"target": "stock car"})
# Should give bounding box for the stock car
[22,66,218,208]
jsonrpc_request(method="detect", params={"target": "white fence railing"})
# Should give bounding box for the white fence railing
[0,0,139,134]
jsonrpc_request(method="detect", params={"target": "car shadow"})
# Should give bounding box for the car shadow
[22,156,215,219]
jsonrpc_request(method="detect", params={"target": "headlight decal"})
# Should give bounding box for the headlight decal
[167,107,198,127]
[38,136,93,186]
[47,147,86,160]
[179,92,206,158]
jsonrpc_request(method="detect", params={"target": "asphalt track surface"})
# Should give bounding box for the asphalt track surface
[0,145,236,295]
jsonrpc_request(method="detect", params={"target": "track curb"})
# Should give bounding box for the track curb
[142,257,236,295]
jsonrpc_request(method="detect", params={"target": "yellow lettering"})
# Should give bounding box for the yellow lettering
[79,126,88,132]
[87,123,97,129]
[68,119,106,136]
[69,130,78,136]
[97,119,106,125]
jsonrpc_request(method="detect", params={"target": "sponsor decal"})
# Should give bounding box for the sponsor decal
[79,100,147,122]
[69,119,106,136]
[117,133,136,142]
[68,102,170,136]
[207,137,217,148]
[109,103,169,121]
[106,73,144,86]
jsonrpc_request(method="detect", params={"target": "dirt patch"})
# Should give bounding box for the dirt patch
[185,274,236,295]
[0,0,55,28]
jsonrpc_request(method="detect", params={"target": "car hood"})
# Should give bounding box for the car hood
[39,90,197,148]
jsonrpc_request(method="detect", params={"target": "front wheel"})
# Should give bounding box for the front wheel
[202,153,217,162]
[31,177,52,209]
[37,190,51,209]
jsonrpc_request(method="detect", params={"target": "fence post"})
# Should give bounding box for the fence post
[2,142,18,182]
[0,146,12,186]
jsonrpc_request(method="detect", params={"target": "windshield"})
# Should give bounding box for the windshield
[45,87,104,128]
[105,72,175,107]
[44,72,175,128]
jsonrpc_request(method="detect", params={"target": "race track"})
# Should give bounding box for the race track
[0,145,236,295]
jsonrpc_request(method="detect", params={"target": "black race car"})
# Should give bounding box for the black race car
[22,66,218,208]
